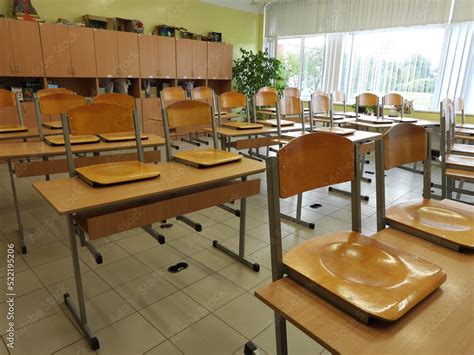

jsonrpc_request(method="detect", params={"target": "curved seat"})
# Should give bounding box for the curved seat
[446,154,474,170]
[283,231,446,321]
[385,198,474,250]
[222,122,263,130]
[313,126,356,136]
[0,125,28,133]
[452,143,474,156]
[174,148,242,167]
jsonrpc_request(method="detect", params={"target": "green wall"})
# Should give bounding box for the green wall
[0,0,263,57]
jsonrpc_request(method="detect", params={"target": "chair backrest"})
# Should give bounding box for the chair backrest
[279,96,303,116]
[66,103,135,135]
[383,93,404,118]
[93,93,135,110]
[0,89,17,108]
[275,133,354,198]
[356,92,380,119]
[454,97,465,124]
[38,93,87,115]
[0,88,24,126]
[160,87,186,108]
[383,123,427,170]
[283,87,300,98]
[310,93,330,113]
[219,91,247,110]
[163,100,218,161]
[254,91,278,107]
[259,87,278,95]
[36,88,73,98]
[333,90,345,103]
[191,87,213,100]
[313,90,327,96]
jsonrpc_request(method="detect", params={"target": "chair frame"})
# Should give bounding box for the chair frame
[0,88,25,127]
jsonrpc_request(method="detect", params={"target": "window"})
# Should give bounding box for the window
[276,37,302,88]
[341,26,446,110]
[300,36,325,99]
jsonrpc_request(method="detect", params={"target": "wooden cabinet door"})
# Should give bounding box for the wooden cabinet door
[94,29,119,78]
[39,23,72,77]
[9,20,44,77]
[139,35,158,78]
[69,27,97,78]
[176,39,193,79]
[207,42,221,79]
[221,44,233,80]
[117,32,140,78]
[157,36,176,79]
[0,19,16,76]
[193,40,207,79]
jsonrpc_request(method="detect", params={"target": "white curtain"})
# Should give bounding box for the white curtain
[265,0,453,38]
[321,34,344,93]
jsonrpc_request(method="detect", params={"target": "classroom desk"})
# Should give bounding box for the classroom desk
[33,158,265,350]
[281,130,383,231]
[256,227,474,355]
[0,127,58,141]
[0,135,165,253]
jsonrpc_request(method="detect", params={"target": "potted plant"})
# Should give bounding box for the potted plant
[233,48,286,113]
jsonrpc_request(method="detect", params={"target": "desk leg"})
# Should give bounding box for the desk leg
[65,215,100,350]
[375,139,385,231]
[213,177,260,272]
[351,144,362,232]
[8,160,26,254]
[43,157,50,181]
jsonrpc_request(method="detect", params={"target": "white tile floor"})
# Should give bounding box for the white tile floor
[0,143,472,355]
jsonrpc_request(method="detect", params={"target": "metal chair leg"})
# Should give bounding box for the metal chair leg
[142,224,166,244]
[176,215,202,232]
[7,160,27,254]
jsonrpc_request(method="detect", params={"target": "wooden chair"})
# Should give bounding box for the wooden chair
[333,90,348,115]
[279,96,306,132]
[92,93,148,142]
[282,87,300,98]
[438,98,474,200]
[309,93,354,135]
[36,87,73,98]
[0,88,26,133]
[191,86,214,105]
[378,122,473,251]
[382,93,417,123]
[35,93,88,144]
[355,92,388,123]
[256,132,446,355]
[61,102,156,185]
[217,91,251,126]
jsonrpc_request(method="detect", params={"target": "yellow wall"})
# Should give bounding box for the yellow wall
[0,0,263,57]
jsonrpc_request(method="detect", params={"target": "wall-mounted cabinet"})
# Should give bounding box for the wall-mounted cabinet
[208,42,232,80]
[94,29,140,78]
[157,36,176,79]
[0,19,44,77]
[176,38,207,80]
[138,35,176,79]
[40,24,97,78]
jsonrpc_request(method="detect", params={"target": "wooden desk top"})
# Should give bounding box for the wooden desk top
[206,123,304,137]
[0,134,165,160]
[256,227,474,355]
[0,127,58,141]
[33,158,265,215]
[282,130,382,143]
[352,116,438,130]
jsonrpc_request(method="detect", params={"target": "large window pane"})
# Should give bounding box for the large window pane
[344,27,445,110]
[277,37,302,88]
[301,36,325,99]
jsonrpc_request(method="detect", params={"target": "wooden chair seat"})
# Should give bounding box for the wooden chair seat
[42,120,62,129]
[386,117,418,123]
[45,135,100,146]
[222,122,263,130]
[455,134,474,142]
[385,198,474,250]
[452,143,474,156]
[455,127,474,136]
[76,161,160,187]
[456,123,474,129]
[313,127,356,136]
[259,119,295,127]
[446,154,474,170]
[174,149,242,168]
[98,132,148,142]
[282,231,446,321]
[446,168,474,180]
[0,125,28,133]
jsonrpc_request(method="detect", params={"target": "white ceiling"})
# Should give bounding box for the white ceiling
[200,0,270,14]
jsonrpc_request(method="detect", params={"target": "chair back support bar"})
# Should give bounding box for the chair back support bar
[277,133,354,198]
[383,123,427,170]
[93,93,135,110]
